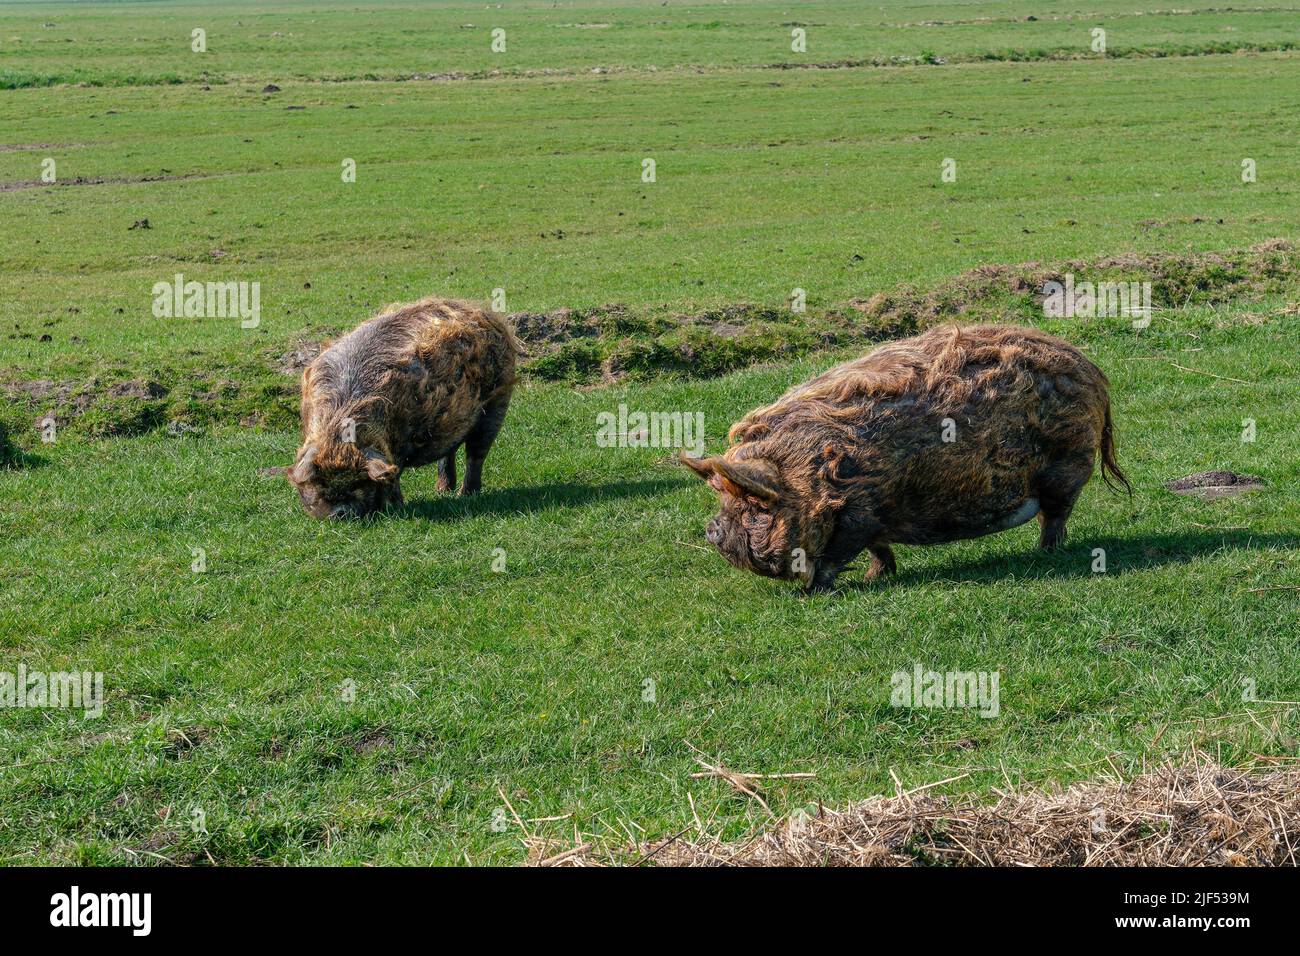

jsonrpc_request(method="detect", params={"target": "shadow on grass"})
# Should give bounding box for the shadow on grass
[843,530,1300,589]
[396,477,688,522]
[0,449,48,470]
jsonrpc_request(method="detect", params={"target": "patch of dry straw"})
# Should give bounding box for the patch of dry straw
[531,757,1300,866]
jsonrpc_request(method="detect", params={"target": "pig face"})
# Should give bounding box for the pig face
[681,452,811,584]
[288,443,399,519]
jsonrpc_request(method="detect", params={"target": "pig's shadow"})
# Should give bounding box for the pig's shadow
[396,477,687,522]
[841,530,1300,590]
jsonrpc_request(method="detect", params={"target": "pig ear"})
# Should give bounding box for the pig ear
[679,451,717,480]
[364,450,398,483]
[288,445,317,485]
[715,457,783,503]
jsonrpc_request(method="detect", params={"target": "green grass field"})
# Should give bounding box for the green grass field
[2,0,1298,87]
[2,1,1298,865]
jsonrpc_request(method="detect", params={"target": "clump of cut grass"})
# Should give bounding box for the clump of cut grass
[537,756,1300,866]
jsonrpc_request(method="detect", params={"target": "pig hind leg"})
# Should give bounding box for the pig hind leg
[460,395,511,496]
[1035,453,1094,550]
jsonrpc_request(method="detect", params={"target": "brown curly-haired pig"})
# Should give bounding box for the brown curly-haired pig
[683,324,1130,591]
[289,296,517,519]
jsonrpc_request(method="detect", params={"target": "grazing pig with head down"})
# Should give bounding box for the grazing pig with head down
[289,296,517,519]
[683,324,1129,591]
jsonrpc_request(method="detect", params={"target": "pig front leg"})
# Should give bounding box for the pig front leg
[804,562,843,594]
[801,543,856,593]
[380,476,404,511]
[436,449,458,493]
[802,523,890,592]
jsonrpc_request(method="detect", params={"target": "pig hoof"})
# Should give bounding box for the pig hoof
[1038,520,1068,550]
[803,568,840,594]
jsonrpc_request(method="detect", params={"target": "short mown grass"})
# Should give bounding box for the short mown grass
[3,306,1298,864]
[1,1,1298,865]
[2,0,1298,87]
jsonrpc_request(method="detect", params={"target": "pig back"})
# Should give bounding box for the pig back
[733,325,1110,544]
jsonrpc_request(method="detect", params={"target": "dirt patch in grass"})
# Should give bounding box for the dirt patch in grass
[509,307,602,353]
[849,238,1296,331]
[126,827,201,866]
[3,366,299,438]
[520,239,1299,385]
[7,379,66,402]
[0,142,79,153]
[277,339,325,375]
[3,378,171,437]
[352,730,394,755]
[9,241,1295,438]
[161,725,213,761]
[757,40,1299,73]
[251,236,1300,395]
[535,758,1300,866]
[106,379,167,401]
[0,172,198,192]
[1166,471,1265,498]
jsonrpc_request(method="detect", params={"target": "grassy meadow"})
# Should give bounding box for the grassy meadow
[3,0,1299,88]
[1,1,1298,864]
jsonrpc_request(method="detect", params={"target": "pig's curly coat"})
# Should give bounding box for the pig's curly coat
[291,296,517,517]
[688,324,1129,590]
